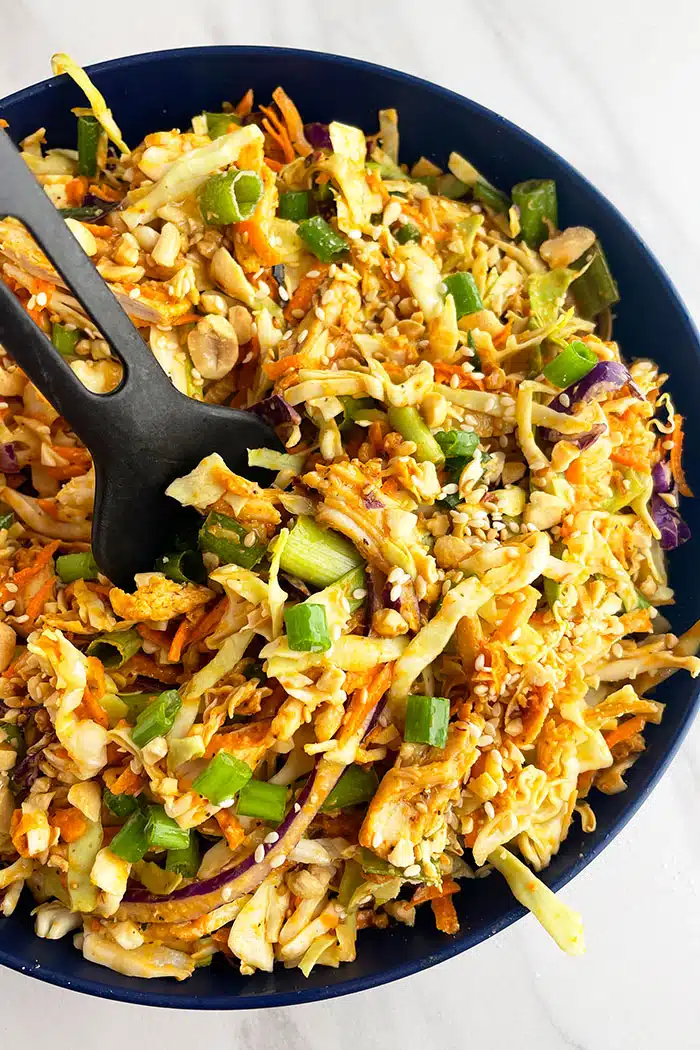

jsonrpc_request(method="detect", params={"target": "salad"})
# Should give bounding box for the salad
[0,53,696,981]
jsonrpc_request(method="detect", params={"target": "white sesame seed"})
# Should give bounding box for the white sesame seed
[662,439,675,451]
[558,392,571,408]
[14,614,28,624]
[475,654,485,671]
[298,329,309,344]
[35,292,48,307]
[278,286,289,302]
[3,601,15,612]
[450,374,460,389]
[612,643,624,658]
[347,229,362,240]
[314,307,325,321]
[291,308,305,319]
[352,588,367,600]
[474,684,488,696]
[264,831,280,845]
[294,802,301,813]
[390,585,402,603]
[484,801,495,819]
[5,582,17,593]
[307,269,320,278]
[509,627,521,642]
[128,288,141,299]
[269,854,286,868]
[243,532,257,548]
[254,844,265,863]
[403,864,421,877]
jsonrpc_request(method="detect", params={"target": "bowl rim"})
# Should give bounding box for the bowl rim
[0,42,699,1010]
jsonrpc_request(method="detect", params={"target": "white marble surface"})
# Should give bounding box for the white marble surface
[0,2,699,1047]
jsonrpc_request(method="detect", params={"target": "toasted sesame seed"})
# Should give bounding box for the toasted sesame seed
[662,439,675,451]
[484,801,495,819]
[291,308,305,319]
[5,582,17,593]
[14,614,28,624]
[243,532,257,548]
[403,864,421,877]
[269,854,286,868]
[3,601,15,612]
[298,329,309,344]
[558,393,571,408]
[474,684,488,696]
[254,844,266,863]
[314,306,325,321]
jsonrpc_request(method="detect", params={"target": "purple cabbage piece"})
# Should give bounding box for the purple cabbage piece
[545,361,643,448]
[650,493,691,550]
[362,490,384,510]
[249,394,301,428]
[304,122,332,150]
[0,444,19,473]
[11,750,42,793]
[652,459,673,494]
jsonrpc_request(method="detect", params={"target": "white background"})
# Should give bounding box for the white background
[1,3,699,1047]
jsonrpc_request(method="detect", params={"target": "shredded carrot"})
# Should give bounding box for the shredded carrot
[491,589,539,643]
[65,175,89,206]
[260,104,296,164]
[49,444,91,464]
[136,624,171,649]
[36,498,59,519]
[80,223,115,239]
[237,216,282,267]
[670,414,693,497]
[45,464,87,480]
[51,807,87,844]
[235,89,254,118]
[411,878,460,906]
[610,449,649,472]
[620,608,652,634]
[187,597,227,646]
[264,157,283,172]
[170,312,202,326]
[604,715,646,750]
[110,766,144,796]
[283,265,329,322]
[271,87,312,157]
[214,809,246,851]
[168,618,191,663]
[263,352,304,380]
[12,541,60,589]
[565,458,585,486]
[25,575,56,622]
[431,894,460,934]
[88,182,122,202]
[78,656,109,728]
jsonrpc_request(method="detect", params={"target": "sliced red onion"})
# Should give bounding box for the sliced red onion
[551,422,607,450]
[362,491,384,510]
[650,493,691,550]
[0,444,19,473]
[304,123,332,150]
[11,749,42,793]
[549,361,642,415]
[652,460,673,495]
[249,394,301,428]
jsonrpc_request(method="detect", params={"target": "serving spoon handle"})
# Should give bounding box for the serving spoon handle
[0,130,278,587]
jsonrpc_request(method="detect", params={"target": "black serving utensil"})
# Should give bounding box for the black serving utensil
[0,129,279,589]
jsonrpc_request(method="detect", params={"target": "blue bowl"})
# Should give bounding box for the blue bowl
[1,45,698,1010]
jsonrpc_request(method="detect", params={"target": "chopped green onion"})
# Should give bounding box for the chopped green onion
[278,190,311,221]
[473,180,511,213]
[131,690,182,749]
[322,565,367,614]
[86,628,141,669]
[193,751,252,805]
[165,835,200,877]
[59,205,108,221]
[417,174,468,199]
[77,114,101,177]
[512,179,558,249]
[635,589,652,610]
[110,811,149,863]
[155,549,206,584]
[284,602,331,653]
[199,510,266,570]
[313,179,334,203]
[321,765,379,811]
[205,111,241,138]
[387,406,445,465]
[543,578,561,609]
[0,510,14,531]
[118,693,155,721]
[237,779,288,822]
[543,340,598,388]
[359,847,404,877]
[145,805,190,851]
[279,516,362,587]
[404,694,450,748]
[338,396,385,430]
[297,216,349,263]
[103,787,141,819]
[435,429,479,460]
[51,322,79,358]
[443,272,483,319]
[55,551,99,584]
[198,169,263,226]
[393,222,421,245]
[571,241,620,320]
